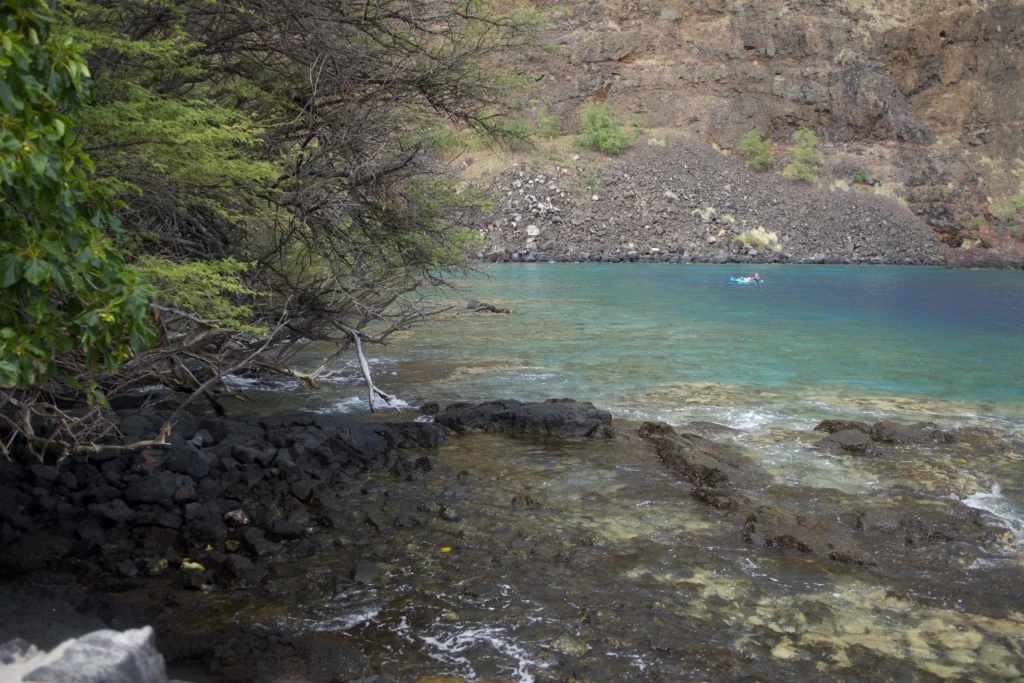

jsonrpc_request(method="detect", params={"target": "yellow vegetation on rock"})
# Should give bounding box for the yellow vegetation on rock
[733,226,782,251]
[692,207,717,222]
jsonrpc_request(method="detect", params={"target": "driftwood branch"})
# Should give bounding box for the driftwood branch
[341,324,399,413]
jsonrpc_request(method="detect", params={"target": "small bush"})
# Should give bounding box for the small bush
[536,108,561,139]
[990,159,1024,239]
[578,102,634,155]
[739,129,774,171]
[968,216,985,230]
[782,127,822,182]
[853,170,869,184]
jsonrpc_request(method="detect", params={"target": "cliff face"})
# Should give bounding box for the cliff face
[504,0,1024,251]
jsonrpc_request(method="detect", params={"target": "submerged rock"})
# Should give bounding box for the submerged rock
[435,399,613,438]
[819,428,874,454]
[466,300,511,314]
[869,421,956,445]
[813,419,871,434]
[743,505,876,566]
[549,633,588,656]
[679,421,740,437]
[638,421,754,490]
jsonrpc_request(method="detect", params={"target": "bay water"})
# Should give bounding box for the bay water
[255,264,1024,431]
[218,264,1024,681]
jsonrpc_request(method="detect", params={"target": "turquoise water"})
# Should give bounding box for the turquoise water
[372,264,1024,429]
[416,263,1022,395]
[259,264,1024,431]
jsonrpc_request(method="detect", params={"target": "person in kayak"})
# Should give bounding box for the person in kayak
[753,273,761,282]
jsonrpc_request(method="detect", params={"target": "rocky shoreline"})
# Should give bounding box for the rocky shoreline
[2,397,1022,681]
[0,399,615,681]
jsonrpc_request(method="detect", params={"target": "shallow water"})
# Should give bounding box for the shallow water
[166,434,1024,681]
[208,264,1024,680]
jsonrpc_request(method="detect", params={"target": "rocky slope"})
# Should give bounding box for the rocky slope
[476,0,1024,261]
[472,139,947,264]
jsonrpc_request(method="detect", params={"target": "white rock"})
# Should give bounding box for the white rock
[592,195,599,201]
[526,225,540,236]
[1,627,169,683]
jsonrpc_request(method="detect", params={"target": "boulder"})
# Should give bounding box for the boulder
[189,429,216,448]
[290,480,314,503]
[88,500,135,527]
[224,509,250,528]
[241,528,282,558]
[26,465,59,488]
[221,554,266,586]
[0,534,75,576]
[184,509,228,544]
[172,483,196,505]
[270,519,305,540]
[123,472,180,505]
[165,448,212,480]
[119,414,163,442]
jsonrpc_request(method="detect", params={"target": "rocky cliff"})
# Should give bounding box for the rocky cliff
[471,0,1024,263]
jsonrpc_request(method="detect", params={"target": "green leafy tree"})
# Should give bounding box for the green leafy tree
[739,129,774,171]
[578,102,634,155]
[782,127,822,182]
[0,0,546,429]
[0,0,154,395]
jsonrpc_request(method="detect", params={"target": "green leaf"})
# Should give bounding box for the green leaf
[0,254,22,287]
[23,259,51,285]
[0,80,17,112]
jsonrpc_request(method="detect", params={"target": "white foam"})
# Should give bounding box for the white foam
[222,374,263,388]
[963,485,1024,547]
[280,604,381,633]
[419,624,548,683]
[310,395,411,414]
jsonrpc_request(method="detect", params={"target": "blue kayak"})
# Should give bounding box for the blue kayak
[730,277,763,284]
